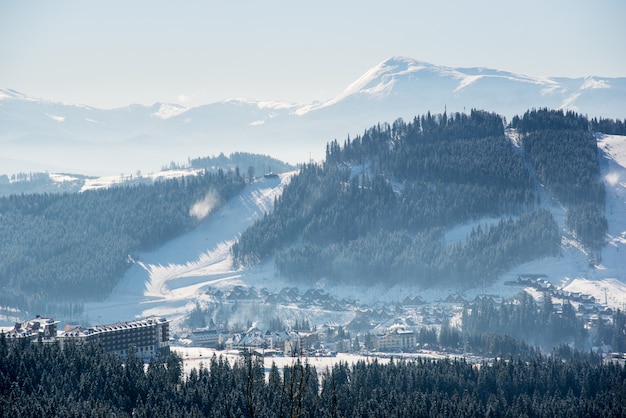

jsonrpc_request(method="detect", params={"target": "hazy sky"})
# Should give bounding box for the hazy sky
[1,0,624,109]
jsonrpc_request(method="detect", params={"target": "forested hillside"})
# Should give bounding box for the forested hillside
[512,109,608,251]
[234,109,607,288]
[2,337,625,417]
[0,170,245,315]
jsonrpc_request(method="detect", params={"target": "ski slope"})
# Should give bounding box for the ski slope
[81,134,626,330]
[82,172,294,326]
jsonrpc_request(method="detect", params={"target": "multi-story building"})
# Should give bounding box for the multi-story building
[2,315,59,343]
[63,316,170,359]
[375,325,416,352]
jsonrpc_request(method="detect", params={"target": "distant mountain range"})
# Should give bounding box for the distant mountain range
[2,56,625,176]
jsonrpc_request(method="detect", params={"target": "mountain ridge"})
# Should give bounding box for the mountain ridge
[1,56,625,176]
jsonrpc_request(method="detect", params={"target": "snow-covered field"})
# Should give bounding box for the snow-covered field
[80,134,626,331]
[172,346,466,378]
[173,346,393,378]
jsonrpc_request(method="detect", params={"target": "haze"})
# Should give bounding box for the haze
[1,0,625,109]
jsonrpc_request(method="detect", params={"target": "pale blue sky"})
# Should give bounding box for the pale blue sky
[1,0,624,109]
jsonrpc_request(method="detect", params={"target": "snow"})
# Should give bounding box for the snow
[80,174,135,191]
[564,278,626,310]
[79,168,205,192]
[494,133,626,310]
[0,88,29,101]
[49,173,79,183]
[581,77,610,90]
[294,57,419,115]
[78,134,626,331]
[560,93,582,111]
[224,98,295,110]
[596,134,626,283]
[152,103,187,120]
[82,172,295,327]
[173,346,394,378]
[453,75,482,93]
[3,59,625,178]
[294,55,594,118]
[255,100,295,110]
[45,113,65,122]
[172,346,470,380]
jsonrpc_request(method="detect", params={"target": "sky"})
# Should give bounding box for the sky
[1,0,625,109]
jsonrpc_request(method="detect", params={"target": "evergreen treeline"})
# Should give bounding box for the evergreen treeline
[0,170,245,314]
[590,116,626,136]
[275,210,559,287]
[463,292,589,349]
[0,172,86,197]
[463,293,626,352]
[189,151,295,178]
[2,336,625,417]
[511,109,607,250]
[234,110,565,287]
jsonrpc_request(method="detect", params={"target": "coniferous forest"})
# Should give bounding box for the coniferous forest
[1,336,625,417]
[0,169,245,314]
[1,108,625,417]
[511,109,608,251]
[0,108,612,314]
[234,109,605,287]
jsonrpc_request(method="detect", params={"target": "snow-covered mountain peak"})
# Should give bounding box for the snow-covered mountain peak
[2,56,625,177]
[152,103,188,120]
[295,57,451,115]
[0,88,45,103]
[340,56,461,96]
[581,77,611,90]
[221,98,297,110]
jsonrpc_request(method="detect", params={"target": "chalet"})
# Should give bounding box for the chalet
[346,316,373,333]
[279,287,300,302]
[402,295,425,306]
[581,294,596,303]
[445,294,466,303]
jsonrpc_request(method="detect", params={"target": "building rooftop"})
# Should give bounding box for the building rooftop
[62,315,168,338]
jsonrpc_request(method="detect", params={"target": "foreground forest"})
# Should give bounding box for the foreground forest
[234,109,611,287]
[1,337,625,417]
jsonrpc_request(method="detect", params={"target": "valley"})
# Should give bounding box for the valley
[66,129,626,355]
[1,105,626,359]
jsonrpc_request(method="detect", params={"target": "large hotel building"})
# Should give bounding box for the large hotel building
[2,315,170,359]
